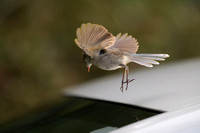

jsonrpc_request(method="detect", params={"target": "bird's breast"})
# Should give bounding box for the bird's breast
[93,54,128,71]
[97,65,122,71]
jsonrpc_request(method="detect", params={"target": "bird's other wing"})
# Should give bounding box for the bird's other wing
[109,33,139,54]
[75,23,115,57]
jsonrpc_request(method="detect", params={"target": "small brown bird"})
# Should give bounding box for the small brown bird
[75,23,169,92]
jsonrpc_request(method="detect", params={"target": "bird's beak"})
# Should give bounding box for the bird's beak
[87,66,91,72]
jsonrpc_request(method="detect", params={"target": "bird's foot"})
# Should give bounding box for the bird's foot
[123,79,135,84]
[120,78,135,92]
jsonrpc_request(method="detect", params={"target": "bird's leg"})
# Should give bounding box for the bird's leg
[124,66,134,90]
[120,65,134,91]
[120,66,126,92]
[125,66,129,90]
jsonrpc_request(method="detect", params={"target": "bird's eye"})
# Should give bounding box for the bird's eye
[99,49,106,55]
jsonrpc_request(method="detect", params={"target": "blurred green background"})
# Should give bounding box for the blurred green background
[0,0,200,124]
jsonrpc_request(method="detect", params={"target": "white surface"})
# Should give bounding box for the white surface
[63,58,200,112]
[90,126,118,133]
[111,104,200,133]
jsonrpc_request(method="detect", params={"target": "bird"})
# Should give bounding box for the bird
[74,23,169,92]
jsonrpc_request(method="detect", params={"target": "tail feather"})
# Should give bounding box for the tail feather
[129,54,169,67]
[134,54,170,58]
[132,59,154,67]
[136,55,166,61]
[135,57,160,65]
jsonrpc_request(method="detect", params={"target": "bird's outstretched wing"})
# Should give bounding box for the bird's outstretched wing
[110,33,139,54]
[75,23,115,57]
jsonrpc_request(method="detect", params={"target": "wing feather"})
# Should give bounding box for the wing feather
[75,23,115,57]
[110,33,139,54]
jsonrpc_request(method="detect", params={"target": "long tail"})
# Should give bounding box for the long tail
[129,54,170,67]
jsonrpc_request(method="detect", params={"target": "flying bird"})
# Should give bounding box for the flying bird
[75,23,169,92]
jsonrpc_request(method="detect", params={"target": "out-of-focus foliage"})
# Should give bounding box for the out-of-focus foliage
[0,0,200,123]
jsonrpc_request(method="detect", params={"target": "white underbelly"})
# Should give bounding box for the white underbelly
[97,65,122,71]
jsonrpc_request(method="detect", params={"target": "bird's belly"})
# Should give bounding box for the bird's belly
[98,65,122,71]
[93,54,128,71]
[94,60,123,70]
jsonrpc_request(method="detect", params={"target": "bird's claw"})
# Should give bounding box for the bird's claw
[123,79,135,84]
[120,78,135,92]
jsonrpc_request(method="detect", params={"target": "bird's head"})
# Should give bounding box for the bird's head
[82,52,92,72]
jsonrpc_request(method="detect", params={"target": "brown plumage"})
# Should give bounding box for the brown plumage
[75,23,115,58]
